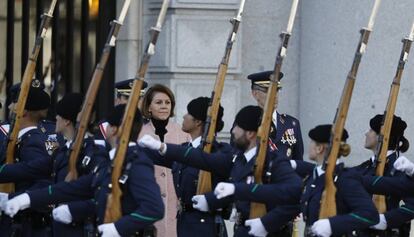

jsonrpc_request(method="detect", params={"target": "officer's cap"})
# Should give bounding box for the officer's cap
[308,124,349,143]
[56,93,83,123]
[106,104,143,127]
[247,71,284,89]
[115,79,148,97]
[187,97,225,132]
[234,106,262,132]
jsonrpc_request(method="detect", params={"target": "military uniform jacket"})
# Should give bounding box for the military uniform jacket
[50,137,108,236]
[163,144,302,235]
[146,140,230,237]
[298,162,379,236]
[363,173,414,229]
[0,127,52,194]
[28,145,164,236]
[0,120,63,161]
[356,152,414,230]
[269,112,304,161]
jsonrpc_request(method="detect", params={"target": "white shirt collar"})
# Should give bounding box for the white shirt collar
[315,160,343,177]
[272,110,277,129]
[18,126,37,139]
[191,136,202,148]
[244,146,257,163]
[370,150,395,163]
[109,142,137,160]
[65,141,72,149]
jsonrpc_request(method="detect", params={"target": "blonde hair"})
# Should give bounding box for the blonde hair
[339,142,351,157]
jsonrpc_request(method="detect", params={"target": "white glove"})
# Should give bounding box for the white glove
[98,223,121,237]
[393,156,414,176]
[138,135,163,151]
[4,193,31,217]
[214,182,235,199]
[0,192,9,211]
[370,214,387,230]
[311,219,332,237]
[245,218,268,237]
[52,205,73,224]
[290,160,297,170]
[191,195,209,212]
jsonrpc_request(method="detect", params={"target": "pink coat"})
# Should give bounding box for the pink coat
[139,120,190,237]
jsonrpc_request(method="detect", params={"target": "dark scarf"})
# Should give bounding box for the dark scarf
[151,118,169,142]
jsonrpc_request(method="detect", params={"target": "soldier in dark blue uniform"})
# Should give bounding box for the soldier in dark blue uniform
[46,93,108,236]
[352,114,411,236]
[139,105,302,237]
[4,80,64,151]
[140,97,228,237]
[247,71,303,160]
[0,87,53,237]
[291,124,379,237]
[4,104,164,237]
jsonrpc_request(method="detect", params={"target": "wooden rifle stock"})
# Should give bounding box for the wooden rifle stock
[1,0,58,193]
[65,0,132,182]
[319,0,382,219]
[197,0,246,195]
[250,0,300,219]
[372,23,414,213]
[104,0,170,223]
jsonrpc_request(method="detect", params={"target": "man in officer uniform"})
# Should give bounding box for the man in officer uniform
[139,105,302,237]
[4,104,165,237]
[247,71,303,161]
[0,86,53,237]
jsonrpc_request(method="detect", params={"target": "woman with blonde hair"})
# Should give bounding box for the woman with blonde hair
[139,84,190,237]
[291,124,379,237]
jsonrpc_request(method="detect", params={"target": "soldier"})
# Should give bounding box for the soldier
[247,71,303,160]
[139,105,302,237]
[0,86,53,237]
[353,114,411,236]
[47,93,108,236]
[2,80,64,150]
[141,97,229,237]
[4,104,164,237]
[290,124,379,237]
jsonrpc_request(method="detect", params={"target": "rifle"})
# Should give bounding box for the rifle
[65,0,132,181]
[249,0,300,219]
[197,0,246,195]
[1,0,58,193]
[103,0,170,223]
[319,0,382,219]
[372,22,414,213]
